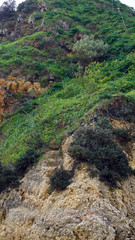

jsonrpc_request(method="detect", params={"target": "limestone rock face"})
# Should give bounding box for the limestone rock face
[0,133,135,240]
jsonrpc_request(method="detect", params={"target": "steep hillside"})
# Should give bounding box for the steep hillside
[0,0,135,239]
[0,0,135,82]
[0,0,134,161]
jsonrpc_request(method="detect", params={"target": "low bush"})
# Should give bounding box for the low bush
[50,168,72,191]
[14,149,40,176]
[113,128,131,142]
[0,163,18,192]
[0,146,41,192]
[68,123,133,188]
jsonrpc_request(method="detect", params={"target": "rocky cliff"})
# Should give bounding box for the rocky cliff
[0,119,134,240]
[0,0,135,239]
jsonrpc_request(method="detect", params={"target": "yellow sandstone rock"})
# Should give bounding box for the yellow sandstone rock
[0,77,45,122]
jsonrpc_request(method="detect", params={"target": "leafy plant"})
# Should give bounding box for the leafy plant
[50,167,72,191]
[113,128,131,142]
[14,149,40,176]
[68,124,133,188]
[73,35,109,67]
[0,163,18,192]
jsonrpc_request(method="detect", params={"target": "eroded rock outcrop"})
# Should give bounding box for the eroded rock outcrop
[0,123,135,240]
[0,76,45,123]
[0,76,45,95]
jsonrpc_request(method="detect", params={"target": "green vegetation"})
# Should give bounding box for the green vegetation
[0,0,16,20]
[113,128,131,142]
[17,0,37,13]
[0,32,76,81]
[0,51,135,163]
[0,162,18,192]
[0,130,43,192]
[73,35,109,67]
[0,148,40,193]
[0,0,135,191]
[0,0,135,80]
[14,149,40,176]
[50,168,72,192]
[68,122,133,188]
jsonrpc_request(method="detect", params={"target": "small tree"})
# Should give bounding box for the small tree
[17,0,37,13]
[73,35,109,67]
[0,0,16,20]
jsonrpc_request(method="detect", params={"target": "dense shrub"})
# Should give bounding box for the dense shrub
[0,147,40,192]
[0,163,18,192]
[113,128,131,142]
[17,0,37,13]
[0,139,42,192]
[0,0,16,20]
[68,124,133,188]
[14,149,40,176]
[73,35,109,67]
[50,168,72,191]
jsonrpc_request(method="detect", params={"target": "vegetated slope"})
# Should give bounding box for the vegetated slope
[0,0,135,82]
[0,0,134,187]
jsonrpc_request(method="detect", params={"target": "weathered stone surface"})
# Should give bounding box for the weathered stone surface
[28,15,35,25]
[0,77,45,122]
[58,18,70,30]
[0,132,135,240]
